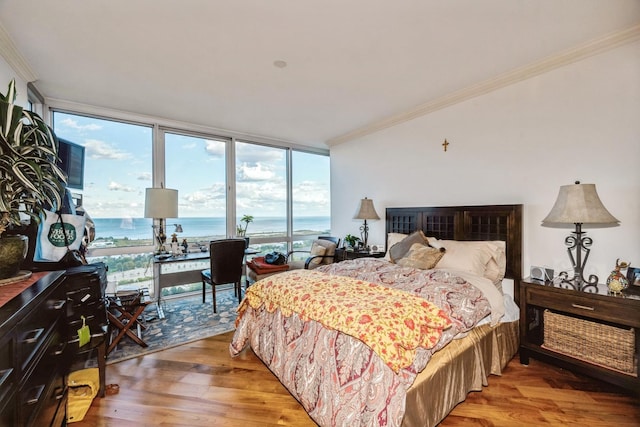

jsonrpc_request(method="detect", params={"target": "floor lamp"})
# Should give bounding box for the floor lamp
[144,187,179,255]
[542,181,619,292]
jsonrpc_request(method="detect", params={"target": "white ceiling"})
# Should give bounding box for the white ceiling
[1,0,639,149]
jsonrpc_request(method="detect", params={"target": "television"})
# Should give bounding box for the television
[57,138,85,190]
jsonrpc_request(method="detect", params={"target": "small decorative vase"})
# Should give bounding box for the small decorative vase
[0,234,29,280]
[606,259,629,295]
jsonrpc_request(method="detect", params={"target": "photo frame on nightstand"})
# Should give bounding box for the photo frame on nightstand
[627,267,640,286]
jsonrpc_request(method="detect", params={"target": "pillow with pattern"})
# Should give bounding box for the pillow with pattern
[396,243,446,269]
[389,230,429,262]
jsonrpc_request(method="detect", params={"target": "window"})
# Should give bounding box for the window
[235,141,287,238]
[53,112,155,295]
[51,111,331,298]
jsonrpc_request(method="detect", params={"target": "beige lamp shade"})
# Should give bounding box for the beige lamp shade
[542,183,618,225]
[354,197,380,220]
[144,188,179,219]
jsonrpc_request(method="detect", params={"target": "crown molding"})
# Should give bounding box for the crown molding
[0,22,37,83]
[327,24,640,147]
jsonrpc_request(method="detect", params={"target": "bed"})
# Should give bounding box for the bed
[230,204,523,426]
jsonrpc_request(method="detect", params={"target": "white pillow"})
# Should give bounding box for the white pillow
[429,239,498,278]
[384,233,408,261]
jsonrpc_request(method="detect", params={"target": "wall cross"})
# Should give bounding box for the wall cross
[442,139,449,152]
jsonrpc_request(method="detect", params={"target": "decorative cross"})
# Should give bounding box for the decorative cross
[442,139,449,152]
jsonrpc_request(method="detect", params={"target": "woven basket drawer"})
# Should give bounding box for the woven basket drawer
[543,310,636,375]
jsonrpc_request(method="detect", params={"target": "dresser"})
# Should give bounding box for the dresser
[0,271,69,427]
[520,278,640,393]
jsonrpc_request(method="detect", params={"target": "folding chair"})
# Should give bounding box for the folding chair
[106,290,150,355]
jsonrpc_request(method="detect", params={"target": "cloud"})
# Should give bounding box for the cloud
[137,172,152,181]
[204,140,225,158]
[237,163,277,181]
[59,117,102,132]
[108,181,136,192]
[85,139,131,160]
[236,142,284,165]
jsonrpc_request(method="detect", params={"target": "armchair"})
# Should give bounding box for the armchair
[285,236,340,270]
[246,236,340,285]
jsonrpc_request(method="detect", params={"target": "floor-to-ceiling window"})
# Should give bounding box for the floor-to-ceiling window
[291,150,331,256]
[51,110,330,298]
[52,111,154,294]
[161,131,230,296]
[235,140,288,255]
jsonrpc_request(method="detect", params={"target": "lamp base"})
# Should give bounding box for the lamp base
[556,271,599,293]
[559,224,599,293]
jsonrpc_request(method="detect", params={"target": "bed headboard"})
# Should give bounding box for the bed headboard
[386,204,523,301]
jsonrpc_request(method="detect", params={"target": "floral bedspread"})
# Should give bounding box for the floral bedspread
[237,270,452,373]
[230,258,494,426]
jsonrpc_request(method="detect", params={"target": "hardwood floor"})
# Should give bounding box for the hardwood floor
[76,331,639,426]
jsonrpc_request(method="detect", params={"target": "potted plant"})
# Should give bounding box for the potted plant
[344,234,361,251]
[0,79,66,279]
[236,214,254,248]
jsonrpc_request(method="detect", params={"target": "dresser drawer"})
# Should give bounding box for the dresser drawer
[0,332,14,404]
[525,285,637,326]
[18,328,67,427]
[16,288,66,373]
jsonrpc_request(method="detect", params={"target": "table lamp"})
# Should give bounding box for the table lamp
[541,181,619,292]
[144,187,179,255]
[354,197,380,251]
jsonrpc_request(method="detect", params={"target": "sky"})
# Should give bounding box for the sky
[53,112,330,220]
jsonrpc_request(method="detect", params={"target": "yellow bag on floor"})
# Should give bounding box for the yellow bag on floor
[67,368,99,423]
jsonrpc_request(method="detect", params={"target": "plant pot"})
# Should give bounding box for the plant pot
[0,234,29,279]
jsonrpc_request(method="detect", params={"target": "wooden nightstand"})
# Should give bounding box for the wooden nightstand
[334,248,385,262]
[520,278,640,393]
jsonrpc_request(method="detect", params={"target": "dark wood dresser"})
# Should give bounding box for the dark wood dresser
[0,271,69,426]
[520,278,640,394]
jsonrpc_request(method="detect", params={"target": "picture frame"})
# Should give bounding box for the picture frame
[627,266,640,287]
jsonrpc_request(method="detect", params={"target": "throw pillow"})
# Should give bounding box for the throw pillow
[384,233,408,261]
[309,243,327,265]
[388,230,429,262]
[396,243,446,269]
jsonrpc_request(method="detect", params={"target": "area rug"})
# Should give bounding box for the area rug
[105,291,238,364]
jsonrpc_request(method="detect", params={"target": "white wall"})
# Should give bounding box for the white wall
[0,54,28,106]
[330,40,640,285]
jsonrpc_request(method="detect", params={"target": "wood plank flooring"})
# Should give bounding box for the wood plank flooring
[75,331,639,426]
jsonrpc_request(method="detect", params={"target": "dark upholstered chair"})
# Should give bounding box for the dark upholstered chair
[246,236,340,285]
[200,238,246,313]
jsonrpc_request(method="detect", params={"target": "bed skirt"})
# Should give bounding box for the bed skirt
[402,320,519,427]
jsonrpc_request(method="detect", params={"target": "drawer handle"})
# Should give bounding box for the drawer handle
[571,303,595,311]
[52,340,68,357]
[51,299,66,310]
[54,386,65,400]
[26,384,45,405]
[0,368,13,388]
[21,327,44,344]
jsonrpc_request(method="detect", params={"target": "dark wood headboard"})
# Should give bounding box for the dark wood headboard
[386,204,523,301]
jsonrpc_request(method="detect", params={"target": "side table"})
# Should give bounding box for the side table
[334,248,385,262]
[520,278,639,394]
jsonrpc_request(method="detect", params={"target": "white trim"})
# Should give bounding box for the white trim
[328,24,640,146]
[0,22,37,82]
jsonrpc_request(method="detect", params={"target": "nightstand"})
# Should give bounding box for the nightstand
[334,248,385,262]
[520,278,640,393]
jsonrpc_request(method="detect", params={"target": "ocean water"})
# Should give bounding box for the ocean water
[92,216,330,240]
